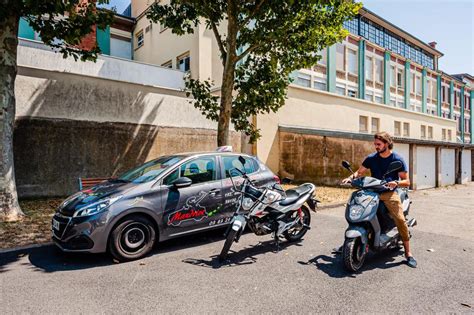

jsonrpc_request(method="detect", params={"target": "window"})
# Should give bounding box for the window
[336,84,346,96]
[371,117,380,134]
[447,129,452,141]
[136,30,144,48]
[365,90,373,101]
[347,48,357,74]
[161,60,172,68]
[411,73,416,93]
[120,155,183,184]
[348,88,357,98]
[415,75,421,96]
[365,56,373,80]
[442,128,446,141]
[374,59,383,83]
[403,122,410,137]
[166,157,217,185]
[295,72,311,88]
[374,94,383,104]
[317,48,327,65]
[390,65,396,87]
[394,121,401,136]
[397,69,404,89]
[420,125,426,139]
[359,116,368,133]
[313,78,326,91]
[336,43,345,71]
[428,126,433,139]
[177,53,190,72]
[223,156,257,178]
[390,97,396,107]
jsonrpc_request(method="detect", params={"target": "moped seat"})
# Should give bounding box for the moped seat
[280,184,312,206]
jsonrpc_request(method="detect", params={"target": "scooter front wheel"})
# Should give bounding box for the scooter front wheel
[342,237,367,272]
[219,228,238,261]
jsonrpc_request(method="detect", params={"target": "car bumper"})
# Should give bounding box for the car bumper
[51,211,110,253]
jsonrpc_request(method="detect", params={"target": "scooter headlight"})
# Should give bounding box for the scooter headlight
[349,204,365,220]
[242,197,254,211]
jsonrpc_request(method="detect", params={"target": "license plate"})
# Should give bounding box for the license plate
[52,219,60,231]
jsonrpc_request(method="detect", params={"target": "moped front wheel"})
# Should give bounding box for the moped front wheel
[219,228,238,261]
[342,237,366,272]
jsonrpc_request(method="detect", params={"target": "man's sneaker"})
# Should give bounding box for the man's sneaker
[406,256,417,268]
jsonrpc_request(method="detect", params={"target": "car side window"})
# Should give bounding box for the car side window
[222,156,256,178]
[163,157,217,186]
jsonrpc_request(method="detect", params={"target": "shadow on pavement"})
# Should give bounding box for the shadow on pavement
[297,248,405,278]
[0,228,229,273]
[183,239,304,269]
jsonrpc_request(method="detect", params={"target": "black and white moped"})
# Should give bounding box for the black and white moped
[340,160,417,272]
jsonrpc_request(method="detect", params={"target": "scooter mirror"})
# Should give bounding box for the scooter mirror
[238,156,246,165]
[342,160,351,170]
[386,161,403,174]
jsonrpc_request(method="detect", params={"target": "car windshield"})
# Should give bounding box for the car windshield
[118,156,184,184]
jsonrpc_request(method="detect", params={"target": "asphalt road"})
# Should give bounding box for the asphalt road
[1,183,473,314]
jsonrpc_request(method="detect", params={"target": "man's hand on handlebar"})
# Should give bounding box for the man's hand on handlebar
[341,177,352,185]
[385,181,398,190]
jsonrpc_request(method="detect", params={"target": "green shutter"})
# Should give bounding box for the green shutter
[18,18,35,40]
[383,51,390,105]
[404,60,411,109]
[327,45,336,93]
[471,90,474,144]
[437,74,442,117]
[358,40,365,100]
[460,86,465,142]
[421,68,427,113]
[449,81,454,119]
[96,26,110,55]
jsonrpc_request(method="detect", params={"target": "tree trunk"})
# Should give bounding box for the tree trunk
[217,1,238,147]
[0,13,23,221]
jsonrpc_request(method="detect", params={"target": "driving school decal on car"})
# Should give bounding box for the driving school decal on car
[167,191,222,226]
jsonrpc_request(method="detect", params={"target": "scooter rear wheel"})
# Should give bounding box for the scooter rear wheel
[283,205,311,242]
[343,237,366,272]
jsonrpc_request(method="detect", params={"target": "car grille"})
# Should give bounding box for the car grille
[52,215,71,239]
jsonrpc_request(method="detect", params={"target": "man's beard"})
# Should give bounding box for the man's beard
[377,147,387,153]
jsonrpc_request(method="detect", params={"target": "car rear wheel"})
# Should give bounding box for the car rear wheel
[109,215,156,262]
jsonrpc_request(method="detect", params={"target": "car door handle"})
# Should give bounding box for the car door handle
[209,189,220,196]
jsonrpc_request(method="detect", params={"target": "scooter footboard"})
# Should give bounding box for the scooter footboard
[345,226,368,245]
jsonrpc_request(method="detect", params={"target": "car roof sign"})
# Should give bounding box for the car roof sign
[216,146,233,152]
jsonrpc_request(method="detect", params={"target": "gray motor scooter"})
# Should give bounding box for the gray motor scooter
[341,160,417,272]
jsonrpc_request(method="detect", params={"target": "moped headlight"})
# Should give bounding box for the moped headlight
[349,204,365,220]
[73,195,123,218]
[242,197,254,211]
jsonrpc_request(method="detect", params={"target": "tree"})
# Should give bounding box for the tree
[147,0,361,146]
[0,0,113,220]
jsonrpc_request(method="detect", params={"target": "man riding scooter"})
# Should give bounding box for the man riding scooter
[342,131,417,268]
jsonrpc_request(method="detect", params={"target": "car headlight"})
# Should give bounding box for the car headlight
[349,204,365,220]
[73,195,123,218]
[242,197,254,211]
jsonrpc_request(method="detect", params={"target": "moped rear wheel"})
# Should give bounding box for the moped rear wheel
[219,228,238,261]
[342,237,366,272]
[283,205,311,242]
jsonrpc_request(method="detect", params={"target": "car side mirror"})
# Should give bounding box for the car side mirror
[172,177,192,188]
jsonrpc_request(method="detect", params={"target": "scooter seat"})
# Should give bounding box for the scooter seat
[280,184,312,206]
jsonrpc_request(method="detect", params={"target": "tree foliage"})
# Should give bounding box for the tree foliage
[147,0,361,144]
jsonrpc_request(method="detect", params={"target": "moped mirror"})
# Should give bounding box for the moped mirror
[385,161,403,175]
[172,177,192,188]
[342,160,351,170]
[238,156,246,165]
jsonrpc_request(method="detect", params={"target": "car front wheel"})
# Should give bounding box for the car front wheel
[109,215,156,262]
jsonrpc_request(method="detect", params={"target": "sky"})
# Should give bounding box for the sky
[104,0,474,75]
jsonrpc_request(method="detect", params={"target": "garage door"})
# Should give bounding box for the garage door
[416,146,436,190]
[441,149,455,186]
[461,150,472,184]
[396,143,410,168]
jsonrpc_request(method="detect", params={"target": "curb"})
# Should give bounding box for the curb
[0,242,53,254]
[317,202,346,210]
